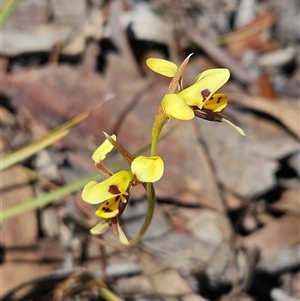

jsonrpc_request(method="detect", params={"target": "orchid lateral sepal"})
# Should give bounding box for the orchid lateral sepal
[221,118,245,136]
[112,217,130,245]
[90,220,111,235]
[90,217,129,245]
[194,110,245,136]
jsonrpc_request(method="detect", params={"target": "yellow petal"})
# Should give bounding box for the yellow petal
[90,220,111,234]
[203,93,228,112]
[195,68,230,85]
[95,196,122,218]
[92,134,116,163]
[162,94,195,120]
[146,58,178,77]
[178,82,205,107]
[221,118,245,136]
[181,68,230,108]
[81,171,133,204]
[131,156,164,183]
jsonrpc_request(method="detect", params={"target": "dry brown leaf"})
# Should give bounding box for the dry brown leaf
[194,109,278,198]
[230,95,300,139]
[117,275,152,295]
[154,121,224,207]
[242,214,300,257]
[270,189,300,216]
[150,269,193,295]
[223,11,279,58]
[182,295,207,301]
[1,0,104,56]
[256,73,276,99]
[258,244,300,273]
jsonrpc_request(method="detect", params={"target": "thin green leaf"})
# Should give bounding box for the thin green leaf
[0,0,21,28]
[1,171,104,221]
[99,287,124,301]
[0,112,89,172]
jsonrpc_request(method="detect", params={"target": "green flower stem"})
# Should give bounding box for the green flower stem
[137,55,194,244]
[151,108,168,156]
[129,182,155,245]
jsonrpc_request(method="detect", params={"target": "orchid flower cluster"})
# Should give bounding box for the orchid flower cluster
[82,55,245,245]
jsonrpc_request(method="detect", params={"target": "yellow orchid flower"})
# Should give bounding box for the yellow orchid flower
[162,68,230,119]
[82,156,164,207]
[84,134,164,207]
[82,134,164,243]
[82,171,133,205]
[146,57,245,136]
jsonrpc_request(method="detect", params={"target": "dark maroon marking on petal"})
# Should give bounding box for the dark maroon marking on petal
[217,96,222,103]
[209,96,214,101]
[201,89,210,100]
[105,201,109,205]
[103,207,112,213]
[109,185,121,195]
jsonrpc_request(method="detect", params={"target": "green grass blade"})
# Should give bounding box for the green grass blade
[0,0,21,28]
[99,287,124,301]
[1,170,104,221]
[0,112,89,172]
